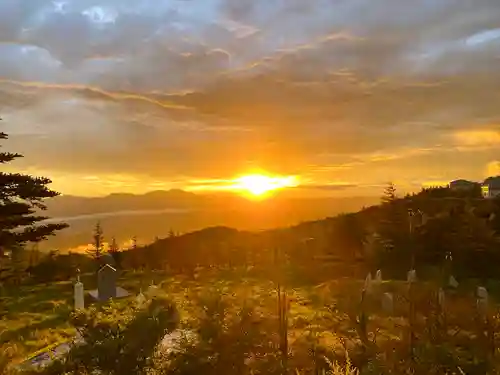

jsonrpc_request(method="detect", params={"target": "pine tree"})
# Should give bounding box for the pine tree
[375,182,414,277]
[108,236,122,269]
[381,182,397,204]
[87,222,104,261]
[0,130,68,251]
[109,236,119,254]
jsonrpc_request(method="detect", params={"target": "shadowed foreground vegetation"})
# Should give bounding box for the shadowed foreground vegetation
[3,268,500,374]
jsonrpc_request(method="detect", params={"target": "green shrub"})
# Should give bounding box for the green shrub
[32,297,179,375]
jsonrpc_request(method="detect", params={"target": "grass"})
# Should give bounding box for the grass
[2,268,500,372]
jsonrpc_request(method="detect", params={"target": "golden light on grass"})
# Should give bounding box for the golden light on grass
[231,174,299,199]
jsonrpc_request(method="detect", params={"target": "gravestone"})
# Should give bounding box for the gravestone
[407,269,417,283]
[477,286,488,300]
[74,270,84,310]
[101,253,116,267]
[364,273,372,293]
[97,264,117,301]
[375,270,382,283]
[448,275,459,289]
[477,286,488,313]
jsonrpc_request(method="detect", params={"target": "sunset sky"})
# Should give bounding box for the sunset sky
[1,0,500,197]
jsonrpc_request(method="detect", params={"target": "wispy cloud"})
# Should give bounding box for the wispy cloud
[452,129,500,147]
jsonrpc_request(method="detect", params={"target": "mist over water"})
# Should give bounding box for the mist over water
[43,208,193,224]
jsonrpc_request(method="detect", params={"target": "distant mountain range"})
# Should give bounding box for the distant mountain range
[40,190,379,251]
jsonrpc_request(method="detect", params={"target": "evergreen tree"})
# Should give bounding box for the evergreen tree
[375,183,415,277]
[108,236,122,268]
[381,182,397,204]
[129,235,141,270]
[109,236,120,255]
[87,222,104,261]
[0,130,68,251]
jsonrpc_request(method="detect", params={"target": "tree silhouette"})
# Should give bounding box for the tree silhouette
[0,130,68,252]
[108,236,122,268]
[128,235,142,270]
[381,182,397,204]
[109,236,119,254]
[87,222,104,261]
[375,183,414,277]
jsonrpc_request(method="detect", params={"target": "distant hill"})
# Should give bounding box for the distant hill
[128,186,500,281]
[40,190,379,251]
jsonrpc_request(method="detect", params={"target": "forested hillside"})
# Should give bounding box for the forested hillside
[10,183,499,287]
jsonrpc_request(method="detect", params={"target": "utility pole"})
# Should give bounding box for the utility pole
[407,208,422,371]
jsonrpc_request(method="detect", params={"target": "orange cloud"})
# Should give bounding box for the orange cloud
[453,129,500,147]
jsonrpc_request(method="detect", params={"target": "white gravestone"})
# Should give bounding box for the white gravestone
[375,270,382,283]
[449,275,459,288]
[364,273,373,293]
[477,286,488,300]
[407,270,417,283]
[382,292,394,314]
[74,275,84,310]
[477,287,488,313]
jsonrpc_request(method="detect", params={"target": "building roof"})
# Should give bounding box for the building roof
[99,263,116,272]
[483,176,500,189]
[450,179,476,185]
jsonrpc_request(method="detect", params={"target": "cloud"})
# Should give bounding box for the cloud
[1,0,500,195]
[486,161,500,177]
[452,129,500,147]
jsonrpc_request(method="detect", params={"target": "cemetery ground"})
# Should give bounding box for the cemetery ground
[3,268,500,373]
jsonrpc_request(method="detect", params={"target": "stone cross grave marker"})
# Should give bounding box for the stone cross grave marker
[98,264,117,301]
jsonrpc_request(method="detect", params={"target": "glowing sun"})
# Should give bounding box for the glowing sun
[232,174,299,198]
